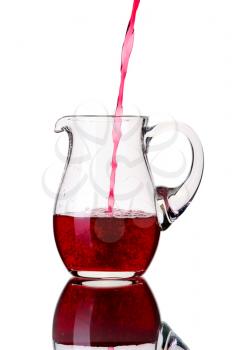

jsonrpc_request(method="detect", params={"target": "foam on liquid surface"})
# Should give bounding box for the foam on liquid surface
[64,208,155,218]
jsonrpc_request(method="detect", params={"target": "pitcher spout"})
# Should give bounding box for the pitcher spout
[55,116,73,133]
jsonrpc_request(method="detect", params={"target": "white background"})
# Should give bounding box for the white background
[0,0,231,349]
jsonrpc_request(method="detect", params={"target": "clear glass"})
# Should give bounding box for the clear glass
[53,278,189,350]
[157,323,189,350]
[53,115,204,277]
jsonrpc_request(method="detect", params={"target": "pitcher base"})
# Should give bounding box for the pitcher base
[70,270,139,279]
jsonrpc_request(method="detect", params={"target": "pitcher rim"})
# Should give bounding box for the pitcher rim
[61,115,148,119]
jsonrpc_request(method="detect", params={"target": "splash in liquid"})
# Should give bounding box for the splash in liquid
[108,0,140,212]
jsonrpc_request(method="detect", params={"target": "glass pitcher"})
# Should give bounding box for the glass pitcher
[53,115,204,278]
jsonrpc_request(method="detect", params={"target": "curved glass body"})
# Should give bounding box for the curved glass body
[53,116,204,277]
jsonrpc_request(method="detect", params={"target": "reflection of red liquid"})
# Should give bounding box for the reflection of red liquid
[53,278,160,346]
[53,210,160,275]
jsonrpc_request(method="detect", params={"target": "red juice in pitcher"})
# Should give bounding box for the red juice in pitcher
[53,209,160,276]
[53,0,204,279]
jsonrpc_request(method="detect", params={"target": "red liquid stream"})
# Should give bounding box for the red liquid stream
[108,0,140,212]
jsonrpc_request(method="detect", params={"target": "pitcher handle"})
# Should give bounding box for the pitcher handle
[145,122,204,230]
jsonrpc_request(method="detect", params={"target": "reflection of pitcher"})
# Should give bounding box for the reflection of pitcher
[53,115,204,277]
[53,278,189,350]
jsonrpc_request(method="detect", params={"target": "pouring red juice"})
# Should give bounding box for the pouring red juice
[53,0,160,277]
[108,0,140,212]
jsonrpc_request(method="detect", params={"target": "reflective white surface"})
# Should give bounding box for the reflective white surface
[0,0,232,349]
